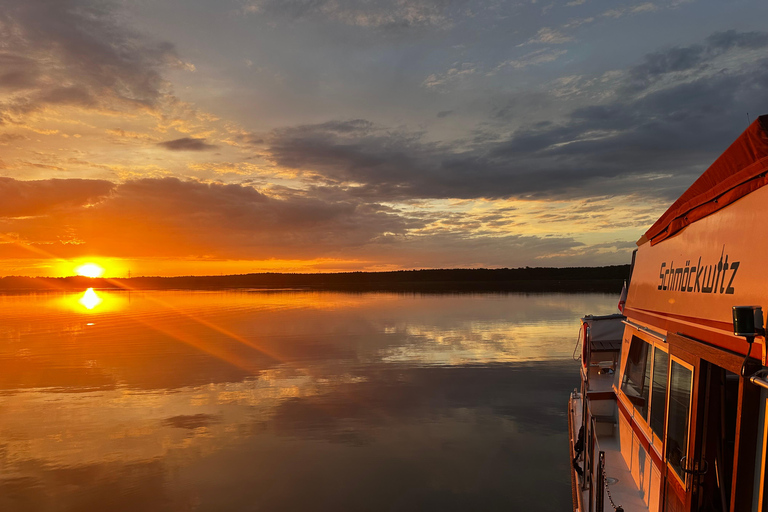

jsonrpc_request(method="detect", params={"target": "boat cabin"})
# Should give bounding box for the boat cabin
[571,115,768,512]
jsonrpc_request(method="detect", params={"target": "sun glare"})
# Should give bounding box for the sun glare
[75,263,105,278]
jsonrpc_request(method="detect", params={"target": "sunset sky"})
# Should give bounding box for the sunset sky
[1,0,767,277]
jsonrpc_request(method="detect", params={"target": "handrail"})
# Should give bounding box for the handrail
[749,371,768,391]
[621,319,666,342]
[584,395,623,512]
[584,398,624,512]
[587,415,599,511]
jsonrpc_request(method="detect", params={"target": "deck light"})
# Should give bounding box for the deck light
[732,306,765,337]
[732,306,764,377]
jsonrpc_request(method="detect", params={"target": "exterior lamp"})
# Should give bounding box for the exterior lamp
[732,306,765,377]
[733,306,765,338]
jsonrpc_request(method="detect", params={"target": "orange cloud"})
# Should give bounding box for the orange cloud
[0,177,410,262]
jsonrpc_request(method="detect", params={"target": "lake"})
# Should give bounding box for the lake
[0,290,618,511]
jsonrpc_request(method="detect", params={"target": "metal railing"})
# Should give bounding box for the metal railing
[580,400,623,512]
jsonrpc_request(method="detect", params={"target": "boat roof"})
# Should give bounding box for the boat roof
[643,115,768,246]
[582,314,624,351]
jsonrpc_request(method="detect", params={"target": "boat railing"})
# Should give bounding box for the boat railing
[582,397,622,512]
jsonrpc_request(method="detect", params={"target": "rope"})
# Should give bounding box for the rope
[601,461,623,512]
[572,324,583,361]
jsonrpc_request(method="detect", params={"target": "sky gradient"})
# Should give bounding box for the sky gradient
[1,0,767,276]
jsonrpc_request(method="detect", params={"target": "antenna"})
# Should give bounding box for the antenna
[747,112,751,126]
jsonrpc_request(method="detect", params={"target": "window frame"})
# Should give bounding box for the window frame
[650,344,669,454]
[665,354,695,489]
[620,334,653,421]
[617,328,670,451]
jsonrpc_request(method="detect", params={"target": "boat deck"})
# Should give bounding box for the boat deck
[570,392,649,512]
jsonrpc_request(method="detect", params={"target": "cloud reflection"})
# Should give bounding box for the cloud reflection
[0,291,619,511]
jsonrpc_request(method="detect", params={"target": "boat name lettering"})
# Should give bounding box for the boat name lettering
[657,247,739,295]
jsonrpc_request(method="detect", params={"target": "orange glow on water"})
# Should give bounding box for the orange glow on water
[56,288,128,314]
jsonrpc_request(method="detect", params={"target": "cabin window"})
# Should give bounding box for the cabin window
[667,359,693,482]
[650,348,668,439]
[621,335,652,420]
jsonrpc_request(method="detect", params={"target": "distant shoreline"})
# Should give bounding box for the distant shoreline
[0,266,630,293]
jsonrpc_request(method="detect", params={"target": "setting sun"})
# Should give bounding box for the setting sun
[75,263,105,278]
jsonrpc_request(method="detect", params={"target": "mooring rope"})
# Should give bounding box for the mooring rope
[572,324,583,361]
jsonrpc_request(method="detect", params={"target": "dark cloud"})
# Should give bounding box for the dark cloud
[0,0,188,119]
[0,54,41,91]
[624,45,706,91]
[706,29,768,51]
[623,30,768,93]
[0,177,114,216]
[264,31,768,203]
[158,137,218,151]
[436,110,454,118]
[349,229,633,268]
[0,133,27,145]
[40,86,97,107]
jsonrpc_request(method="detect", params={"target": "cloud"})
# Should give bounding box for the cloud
[158,137,218,151]
[706,29,768,51]
[0,0,192,122]
[0,177,415,260]
[492,49,568,71]
[162,414,220,430]
[106,128,158,143]
[265,116,655,201]
[602,2,658,18]
[268,363,580,443]
[0,177,113,216]
[0,132,27,145]
[422,63,477,90]
[0,176,639,267]
[244,0,459,31]
[622,30,768,93]
[262,30,768,203]
[525,27,573,45]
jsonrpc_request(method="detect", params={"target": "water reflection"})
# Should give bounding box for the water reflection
[54,287,128,314]
[0,291,618,511]
[79,287,102,309]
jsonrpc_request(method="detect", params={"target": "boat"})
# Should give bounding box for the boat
[569,114,768,512]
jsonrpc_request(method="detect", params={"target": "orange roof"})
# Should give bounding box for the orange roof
[644,115,768,245]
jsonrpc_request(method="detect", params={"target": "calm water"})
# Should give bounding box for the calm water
[0,290,618,511]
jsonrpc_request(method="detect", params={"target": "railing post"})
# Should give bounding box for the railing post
[584,414,597,512]
[596,451,605,512]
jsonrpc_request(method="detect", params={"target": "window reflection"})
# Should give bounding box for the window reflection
[621,336,652,420]
[667,360,693,482]
[650,348,668,439]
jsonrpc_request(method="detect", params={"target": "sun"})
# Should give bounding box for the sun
[75,263,105,278]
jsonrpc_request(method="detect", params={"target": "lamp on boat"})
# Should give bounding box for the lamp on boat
[732,306,765,338]
[732,306,764,377]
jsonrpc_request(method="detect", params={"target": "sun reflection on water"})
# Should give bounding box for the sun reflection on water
[54,288,127,313]
[79,288,103,310]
